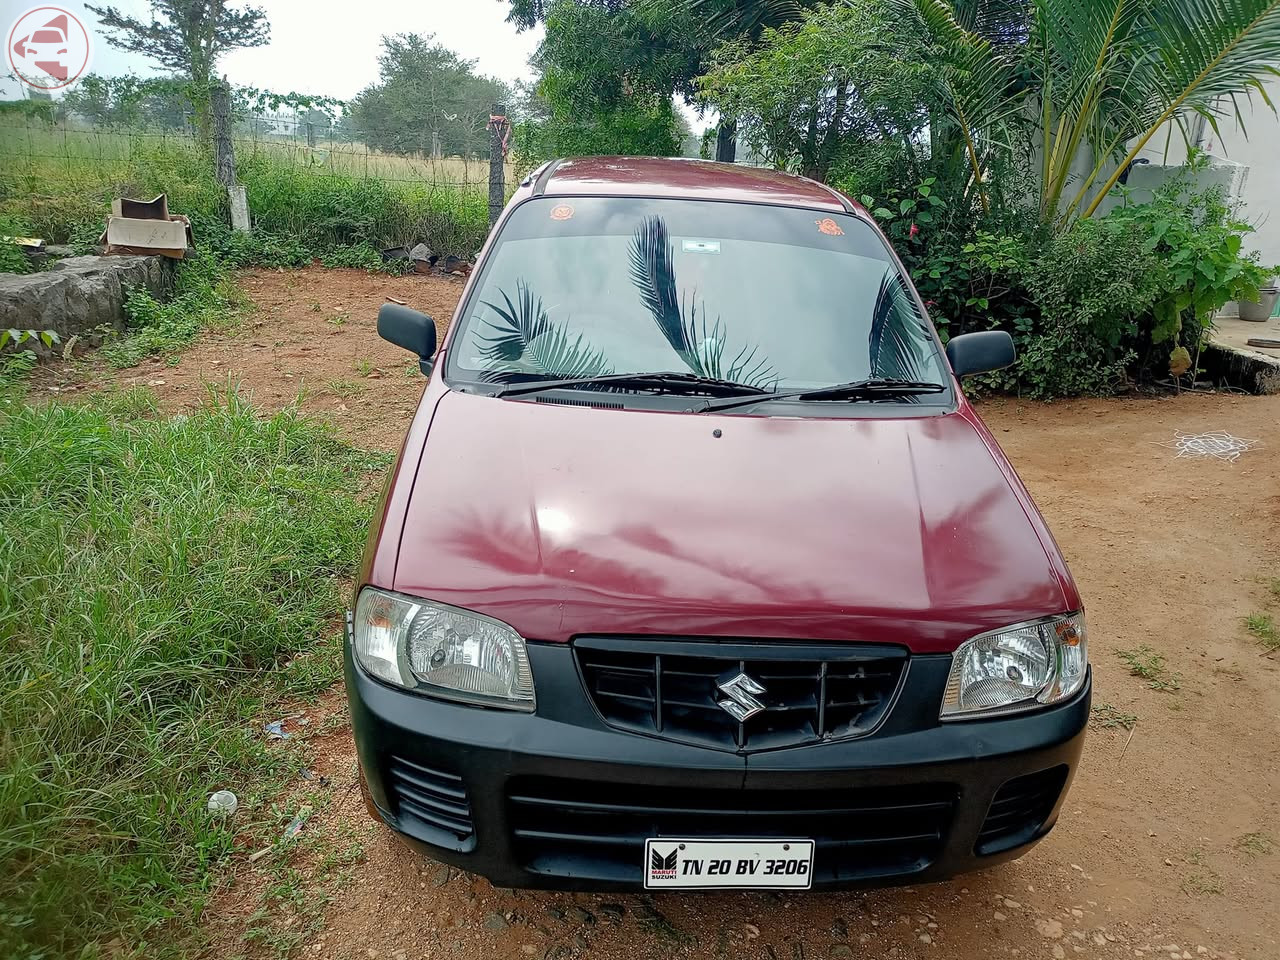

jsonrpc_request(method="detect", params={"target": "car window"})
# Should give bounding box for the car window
[447,196,946,392]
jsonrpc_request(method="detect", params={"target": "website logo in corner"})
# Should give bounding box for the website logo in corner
[8,6,92,91]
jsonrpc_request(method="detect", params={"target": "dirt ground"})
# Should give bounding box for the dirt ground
[38,267,1280,960]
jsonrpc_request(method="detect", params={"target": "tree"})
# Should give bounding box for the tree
[348,34,511,158]
[503,0,820,160]
[898,0,1280,226]
[699,2,937,182]
[85,0,269,137]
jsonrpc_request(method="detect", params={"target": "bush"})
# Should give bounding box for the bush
[0,390,378,958]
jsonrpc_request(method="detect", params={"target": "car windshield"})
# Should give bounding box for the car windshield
[447,196,947,394]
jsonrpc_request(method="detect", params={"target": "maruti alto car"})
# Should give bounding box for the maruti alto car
[345,157,1089,891]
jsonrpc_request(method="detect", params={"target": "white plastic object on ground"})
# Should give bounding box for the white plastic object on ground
[208,790,238,815]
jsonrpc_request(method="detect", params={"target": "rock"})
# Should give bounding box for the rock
[408,243,434,263]
[919,934,932,944]
[1037,919,1065,939]
[1003,898,1022,910]
[483,912,509,931]
[994,912,1007,922]
[0,255,175,359]
[430,863,451,886]
[544,906,566,922]
[832,947,854,958]
[831,917,849,940]
[566,906,595,925]
[572,933,590,949]
[1053,947,1066,960]
[521,946,538,956]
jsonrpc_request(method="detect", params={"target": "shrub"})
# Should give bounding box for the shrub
[0,390,378,957]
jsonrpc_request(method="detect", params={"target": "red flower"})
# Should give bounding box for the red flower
[908,223,920,239]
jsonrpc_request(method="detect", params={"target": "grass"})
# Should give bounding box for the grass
[1236,832,1274,857]
[0,386,383,958]
[1116,645,1182,692]
[1245,613,1279,651]
[0,118,498,255]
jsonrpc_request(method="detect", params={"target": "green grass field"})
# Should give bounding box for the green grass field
[0,119,505,255]
[0,387,386,958]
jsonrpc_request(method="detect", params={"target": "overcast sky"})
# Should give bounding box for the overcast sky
[1,0,545,103]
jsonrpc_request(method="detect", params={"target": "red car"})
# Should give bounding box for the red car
[346,157,1089,891]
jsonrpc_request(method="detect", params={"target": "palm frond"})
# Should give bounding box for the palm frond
[868,271,929,382]
[475,281,612,379]
[627,216,779,387]
[677,0,812,40]
[1081,0,1280,216]
[627,216,691,359]
[893,0,1023,211]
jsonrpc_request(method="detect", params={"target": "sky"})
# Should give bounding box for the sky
[1,0,545,104]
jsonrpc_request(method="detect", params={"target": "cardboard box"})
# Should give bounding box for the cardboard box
[105,216,188,258]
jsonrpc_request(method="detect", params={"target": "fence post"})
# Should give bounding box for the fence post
[489,102,507,229]
[306,121,315,148]
[211,79,250,233]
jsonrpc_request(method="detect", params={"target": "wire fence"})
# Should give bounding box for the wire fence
[0,112,517,194]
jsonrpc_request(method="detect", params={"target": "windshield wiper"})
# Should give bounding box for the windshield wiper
[492,371,773,400]
[700,378,947,413]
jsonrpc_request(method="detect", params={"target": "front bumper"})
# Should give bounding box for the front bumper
[345,640,1090,891]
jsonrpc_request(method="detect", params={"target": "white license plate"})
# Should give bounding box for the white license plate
[643,838,815,889]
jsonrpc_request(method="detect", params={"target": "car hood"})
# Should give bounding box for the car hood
[393,391,1068,653]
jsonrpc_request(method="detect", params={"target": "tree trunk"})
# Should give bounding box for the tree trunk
[715,119,737,163]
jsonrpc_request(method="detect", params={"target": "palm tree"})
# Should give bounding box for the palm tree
[897,0,1280,227]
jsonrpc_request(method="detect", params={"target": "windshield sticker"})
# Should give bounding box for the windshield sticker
[815,218,845,237]
[681,239,721,254]
[549,204,575,221]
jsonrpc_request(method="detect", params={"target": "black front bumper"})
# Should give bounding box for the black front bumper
[345,641,1090,891]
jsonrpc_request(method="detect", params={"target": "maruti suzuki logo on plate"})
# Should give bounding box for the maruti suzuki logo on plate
[716,671,767,722]
[649,847,678,877]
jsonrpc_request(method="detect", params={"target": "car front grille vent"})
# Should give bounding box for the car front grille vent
[386,755,475,850]
[534,395,625,409]
[575,638,907,752]
[976,765,1069,855]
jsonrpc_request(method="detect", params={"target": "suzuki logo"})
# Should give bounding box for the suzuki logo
[716,671,767,721]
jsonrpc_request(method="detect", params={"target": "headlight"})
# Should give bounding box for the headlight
[941,613,1086,719]
[352,587,535,711]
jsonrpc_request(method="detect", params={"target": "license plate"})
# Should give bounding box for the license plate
[643,838,815,889]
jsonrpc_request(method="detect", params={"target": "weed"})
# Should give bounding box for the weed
[327,312,349,326]
[1117,645,1181,691]
[327,378,364,399]
[1182,871,1224,896]
[0,387,383,958]
[310,301,322,313]
[355,357,374,377]
[1236,832,1274,856]
[1244,613,1279,652]
[1090,702,1138,730]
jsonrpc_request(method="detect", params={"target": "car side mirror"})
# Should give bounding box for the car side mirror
[378,304,437,375]
[945,331,1016,378]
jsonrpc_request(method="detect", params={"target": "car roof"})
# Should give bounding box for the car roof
[534,156,859,214]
